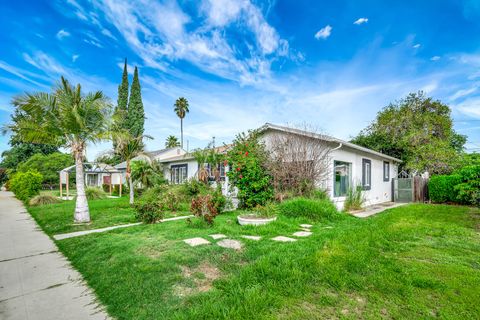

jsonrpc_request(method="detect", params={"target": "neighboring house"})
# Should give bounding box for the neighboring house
[258,123,401,210]
[114,147,186,183]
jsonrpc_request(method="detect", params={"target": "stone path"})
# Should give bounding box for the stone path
[183,223,319,248]
[351,202,407,218]
[0,191,109,320]
[54,215,194,240]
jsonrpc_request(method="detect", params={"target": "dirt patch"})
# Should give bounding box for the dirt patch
[174,262,221,297]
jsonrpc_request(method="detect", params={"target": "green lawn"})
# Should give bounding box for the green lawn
[30,203,480,319]
[28,196,191,235]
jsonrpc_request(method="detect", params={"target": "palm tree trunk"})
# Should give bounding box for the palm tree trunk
[126,160,134,205]
[73,145,90,223]
[180,118,183,149]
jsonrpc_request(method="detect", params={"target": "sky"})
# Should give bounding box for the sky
[1,0,480,160]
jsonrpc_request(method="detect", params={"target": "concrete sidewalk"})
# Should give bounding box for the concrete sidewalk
[0,191,109,320]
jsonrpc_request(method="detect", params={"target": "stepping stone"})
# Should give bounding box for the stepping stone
[209,234,227,240]
[300,224,313,228]
[183,237,210,247]
[271,236,297,242]
[293,231,312,237]
[241,235,262,241]
[217,239,243,250]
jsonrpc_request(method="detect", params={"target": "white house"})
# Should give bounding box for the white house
[258,123,401,210]
[121,123,401,210]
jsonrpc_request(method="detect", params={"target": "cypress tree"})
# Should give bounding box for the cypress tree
[113,59,129,153]
[127,66,145,138]
[116,58,129,126]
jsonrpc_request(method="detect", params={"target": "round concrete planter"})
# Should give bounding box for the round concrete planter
[237,214,277,226]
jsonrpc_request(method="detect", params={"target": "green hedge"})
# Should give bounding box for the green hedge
[9,170,43,202]
[454,165,480,206]
[428,174,462,203]
[278,197,340,221]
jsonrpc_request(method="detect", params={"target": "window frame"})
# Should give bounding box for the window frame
[171,164,188,184]
[383,161,390,182]
[362,158,372,190]
[333,160,352,198]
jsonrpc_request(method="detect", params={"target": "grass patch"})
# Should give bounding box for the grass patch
[30,203,480,319]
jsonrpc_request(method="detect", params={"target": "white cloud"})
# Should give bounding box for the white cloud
[353,18,368,25]
[75,0,291,85]
[413,43,421,49]
[431,55,441,61]
[72,54,80,62]
[56,29,70,40]
[315,25,332,40]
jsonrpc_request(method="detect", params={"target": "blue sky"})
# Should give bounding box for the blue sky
[1,0,480,159]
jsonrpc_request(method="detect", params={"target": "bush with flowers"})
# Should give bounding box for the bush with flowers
[226,130,273,208]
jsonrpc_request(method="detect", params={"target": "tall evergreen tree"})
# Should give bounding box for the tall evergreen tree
[127,66,145,138]
[113,59,129,151]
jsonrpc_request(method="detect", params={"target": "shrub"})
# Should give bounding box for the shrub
[278,197,340,221]
[133,189,165,223]
[9,170,43,202]
[159,190,180,212]
[190,191,226,225]
[181,178,210,197]
[253,202,280,218]
[29,194,61,206]
[454,165,480,206]
[17,152,73,188]
[344,186,365,211]
[429,174,462,203]
[226,130,274,208]
[309,189,328,200]
[85,187,107,200]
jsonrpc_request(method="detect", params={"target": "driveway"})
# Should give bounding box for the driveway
[0,191,109,320]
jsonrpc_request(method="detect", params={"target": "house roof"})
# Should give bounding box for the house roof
[114,148,184,169]
[259,123,402,163]
[159,144,233,163]
[61,162,121,174]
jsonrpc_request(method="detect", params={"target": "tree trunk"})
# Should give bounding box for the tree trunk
[180,118,183,149]
[126,160,134,205]
[74,146,90,223]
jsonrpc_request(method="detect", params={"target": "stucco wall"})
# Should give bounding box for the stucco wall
[162,159,199,183]
[260,129,399,210]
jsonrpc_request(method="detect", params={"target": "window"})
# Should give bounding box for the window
[334,161,352,197]
[206,163,227,181]
[362,159,371,190]
[171,164,188,184]
[383,161,390,182]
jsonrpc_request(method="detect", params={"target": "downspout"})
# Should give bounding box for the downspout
[332,142,342,151]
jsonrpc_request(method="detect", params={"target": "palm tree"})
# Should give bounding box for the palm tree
[173,97,189,149]
[165,135,180,148]
[6,77,111,223]
[112,130,151,205]
[131,160,163,189]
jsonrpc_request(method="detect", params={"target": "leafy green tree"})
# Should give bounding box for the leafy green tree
[174,97,189,148]
[5,76,112,223]
[226,130,273,208]
[351,92,466,174]
[0,142,58,172]
[165,135,180,148]
[17,152,73,188]
[127,66,145,139]
[95,151,121,166]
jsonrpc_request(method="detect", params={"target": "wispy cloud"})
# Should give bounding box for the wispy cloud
[413,43,421,49]
[72,54,80,62]
[431,55,441,61]
[75,0,292,86]
[353,18,368,25]
[314,25,332,40]
[56,29,71,40]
